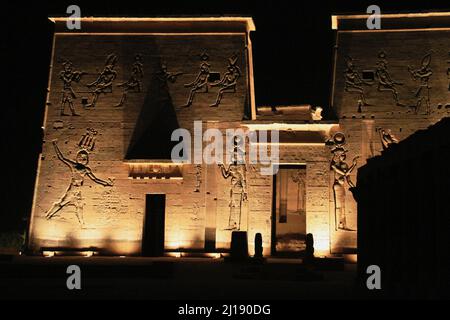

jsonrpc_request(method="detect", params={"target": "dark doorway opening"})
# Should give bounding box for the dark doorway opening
[142,194,166,257]
[271,165,307,257]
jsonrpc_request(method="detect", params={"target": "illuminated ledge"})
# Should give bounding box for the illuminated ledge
[165,252,224,259]
[125,160,184,180]
[244,123,337,131]
[49,17,256,34]
[332,12,450,31]
[41,247,99,257]
[256,105,315,121]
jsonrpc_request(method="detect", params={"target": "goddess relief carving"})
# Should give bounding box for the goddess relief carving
[327,133,358,231]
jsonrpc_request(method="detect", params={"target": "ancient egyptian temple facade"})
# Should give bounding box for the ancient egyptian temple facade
[28,14,450,256]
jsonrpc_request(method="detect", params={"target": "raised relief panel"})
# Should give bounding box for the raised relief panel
[45,137,114,228]
[59,59,86,116]
[180,52,242,109]
[84,53,118,108]
[115,54,144,107]
[344,56,372,107]
[376,127,399,151]
[209,54,241,107]
[180,51,211,108]
[336,29,450,119]
[408,53,433,114]
[219,162,248,231]
[127,163,183,179]
[375,50,404,107]
[326,133,358,231]
[218,136,248,231]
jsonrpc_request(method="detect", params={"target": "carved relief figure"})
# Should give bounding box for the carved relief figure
[377,127,398,151]
[218,136,247,230]
[375,51,404,106]
[59,60,86,116]
[194,164,202,192]
[344,56,372,106]
[408,53,433,114]
[45,140,113,227]
[180,52,211,108]
[191,202,200,221]
[78,128,98,151]
[327,133,358,231]
[291,170,306,215]
[115,54,144,107]
[209,54,241,107]
[85,54,118,108]
[157,63,182,86]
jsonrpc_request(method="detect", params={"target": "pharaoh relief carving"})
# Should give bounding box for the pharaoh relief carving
[85,54,118,108]
[115,54,144,107]
[344,56,372,106]
[181,51,211,108]
[218,136,248,231]
[376,127,398,151]
[327,133,358,231]
[45,137,114,227]
[408,53,433,114]
[375,51,404,106]
[209,54,241,107]
[59,60,86,116]
[181,52,241,108]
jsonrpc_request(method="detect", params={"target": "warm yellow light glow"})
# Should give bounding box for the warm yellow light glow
[166,252,182,258]
[43,251,55,258]
[331,16,338,30]
[344,254,358,264]
[83,251,94,258]
[313,238,330,254]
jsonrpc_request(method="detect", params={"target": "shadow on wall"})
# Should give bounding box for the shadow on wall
[125,41,180,160]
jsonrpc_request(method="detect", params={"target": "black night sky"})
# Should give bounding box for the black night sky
[4,0,450,231]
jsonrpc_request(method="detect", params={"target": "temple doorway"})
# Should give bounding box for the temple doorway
[271,165,307,256]
[142,194,166,256]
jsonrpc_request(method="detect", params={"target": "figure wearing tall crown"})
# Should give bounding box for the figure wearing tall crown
[210,54,241,107]
[85,54,118,108]
[219,136,248,230]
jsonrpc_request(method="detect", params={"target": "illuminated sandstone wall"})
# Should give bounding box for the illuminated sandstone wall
[28,26,252,255]
[331,23,450,252]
